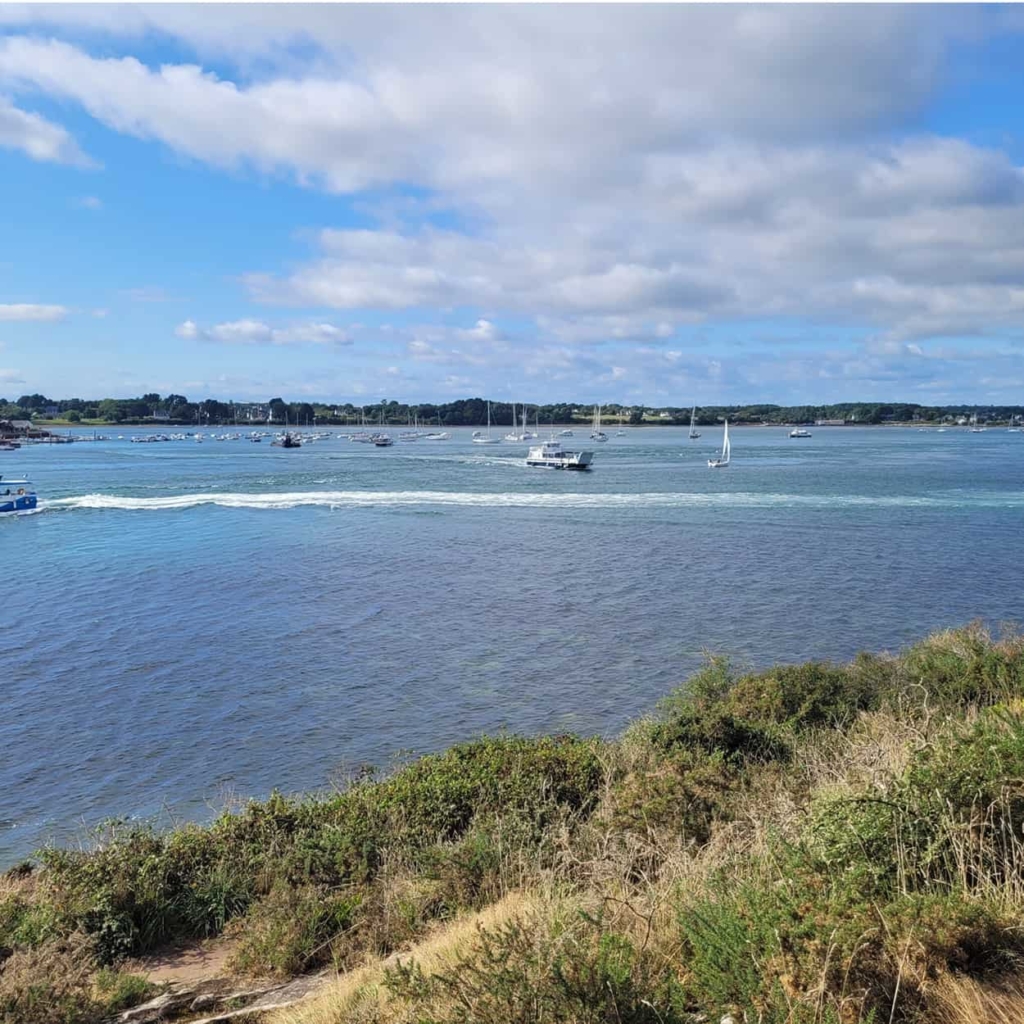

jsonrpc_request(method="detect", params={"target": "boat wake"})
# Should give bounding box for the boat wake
[41,489,1024,513]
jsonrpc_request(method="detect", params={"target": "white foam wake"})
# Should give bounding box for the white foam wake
[40,489,1024,513]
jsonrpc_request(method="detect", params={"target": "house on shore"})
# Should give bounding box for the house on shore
[1,419,50,439]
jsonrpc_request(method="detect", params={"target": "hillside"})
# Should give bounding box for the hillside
[4,625,1024,1023]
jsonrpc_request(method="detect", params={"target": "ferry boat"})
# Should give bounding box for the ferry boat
[0,477,37,514]
[526,440,593,470]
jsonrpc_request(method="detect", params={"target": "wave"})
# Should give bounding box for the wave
[42,489,1024,513]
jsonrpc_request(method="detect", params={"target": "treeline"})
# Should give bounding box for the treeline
[4,392,1023,426]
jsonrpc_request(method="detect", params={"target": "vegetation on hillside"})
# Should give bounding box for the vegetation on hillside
[5,625,1024,1023]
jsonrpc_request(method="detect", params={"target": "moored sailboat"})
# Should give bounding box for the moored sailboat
[688,405,701,439]
[473,401,502,444]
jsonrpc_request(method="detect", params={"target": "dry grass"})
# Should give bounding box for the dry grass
[269,890,542,1024]
[929,973,1024,1023]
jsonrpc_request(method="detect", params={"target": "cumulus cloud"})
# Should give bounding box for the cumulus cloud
[3,7,1024,400]
[0,303,68,321]
[176,318,351,346]
[0,94,92,165]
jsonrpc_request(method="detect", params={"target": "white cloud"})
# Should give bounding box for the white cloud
[0,303,68,322]
[178,318,352,346]
[0,368,24,383]
[0,94,92,166]
[75,195,102,209]
[2,7,1024,402]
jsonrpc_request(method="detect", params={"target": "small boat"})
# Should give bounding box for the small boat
[373,434,394,447]
[688,405,701,440]
[590,404,608,442]
[969,413,986,433]
[526,440,593,470]
[0,440,20,451]
[708,420,731,469]
[560,429,574,437]
[271,432,302,448]
[424,414,450,440]
[789,428,812,438]
[473,401,502,444]
[0,477,37,514]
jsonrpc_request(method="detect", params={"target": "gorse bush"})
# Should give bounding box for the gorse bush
[7,734,601,966]
[385,911,677,1024]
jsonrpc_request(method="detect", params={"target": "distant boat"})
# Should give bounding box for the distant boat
[708,420,731,469]
[271,432,301,448]
[688,405,701,439]
[0,476,37,514]
[526,439,593,470]
[790,428,812,438]
[560,429,574,437]
[969,412,986,433]
[590,404,608,442]
[473,401,502,444]
[424,413,451,440]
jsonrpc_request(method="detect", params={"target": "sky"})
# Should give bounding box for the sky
[2,4,1024,406]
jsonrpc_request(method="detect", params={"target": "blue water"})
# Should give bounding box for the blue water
[3,425,1023,862]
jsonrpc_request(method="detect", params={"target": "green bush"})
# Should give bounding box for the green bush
[229,884,359,977]
[385,913,675,1024]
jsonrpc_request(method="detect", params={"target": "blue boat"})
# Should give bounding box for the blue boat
[0,476,37,514]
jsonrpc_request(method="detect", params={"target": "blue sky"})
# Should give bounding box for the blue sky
[2,4,1024,406]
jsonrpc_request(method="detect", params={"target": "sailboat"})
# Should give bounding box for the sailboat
[708,419,731,468]
[473,401,502,444]
[590,404,608,442]
[969,412,986,433]
[424,413,450,440]
[688,405,701,439]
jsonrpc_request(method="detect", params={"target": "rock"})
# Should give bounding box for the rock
[188,973,329,1024]
[118,989,195,1022]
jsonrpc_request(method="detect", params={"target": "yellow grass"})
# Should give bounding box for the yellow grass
[929,973,1024,1024]
[269,890,540,1024]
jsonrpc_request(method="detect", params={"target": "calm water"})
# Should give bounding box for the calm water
[3,425,1023,862]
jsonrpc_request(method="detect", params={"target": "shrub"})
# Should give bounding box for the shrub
[229,883,361,977]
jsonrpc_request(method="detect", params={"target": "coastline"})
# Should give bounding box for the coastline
[5,625,1024,1023]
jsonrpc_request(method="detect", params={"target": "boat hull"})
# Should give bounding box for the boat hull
[0,493,37,513]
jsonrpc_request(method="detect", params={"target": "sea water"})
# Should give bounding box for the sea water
[3,425,1023,861]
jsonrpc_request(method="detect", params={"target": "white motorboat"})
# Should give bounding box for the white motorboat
[473,401,503,444]
[526,440,593,470]
[560,429,574,437]
[789,428,812,438]
[708,419,731,468]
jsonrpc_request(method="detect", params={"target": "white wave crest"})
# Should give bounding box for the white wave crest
[40,489,1024,513]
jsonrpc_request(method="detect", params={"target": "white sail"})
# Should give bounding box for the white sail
[708,418,730,468]
[689,404,700,439]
